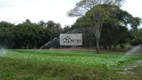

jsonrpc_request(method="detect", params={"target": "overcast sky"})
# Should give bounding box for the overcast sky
[0,0,141,27]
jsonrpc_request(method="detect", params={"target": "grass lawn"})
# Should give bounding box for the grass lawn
[0,49,142,80]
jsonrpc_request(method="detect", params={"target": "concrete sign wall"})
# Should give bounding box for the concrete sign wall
[60,34,82,46]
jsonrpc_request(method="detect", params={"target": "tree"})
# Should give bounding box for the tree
[0,21,15,27]
[130,29,142,46]
[0,21,15,48]
[16,20,45,49]
[100,9,141,49]
[39,20,47,28]
[69,2,123,53]
[0,20,63,49]
[68,0,124,17]
[38,21,63,48]
[70,1,141,52]
[62,25,71,33]
[45,21,61,40]
[130,17,141,29]
[68,0,124,53]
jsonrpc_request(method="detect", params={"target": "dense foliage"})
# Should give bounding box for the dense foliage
[71,4,141,49]
[0,5,141,49]
[0,18,141,49]
[0,20,69,49]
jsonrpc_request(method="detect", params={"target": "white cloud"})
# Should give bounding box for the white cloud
[0,0,141,27]
[122,0,142,17]
[0,0,78,27]
[122,0,142,28]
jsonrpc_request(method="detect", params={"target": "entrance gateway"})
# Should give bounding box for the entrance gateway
[60,34,82,46]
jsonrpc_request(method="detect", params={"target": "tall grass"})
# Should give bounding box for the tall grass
[0,57,107,80]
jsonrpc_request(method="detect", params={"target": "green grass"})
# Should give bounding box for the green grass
[3,49,142,68]
[0,56,100,80]
[0,49,142,80]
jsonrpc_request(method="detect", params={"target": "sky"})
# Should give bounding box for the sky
[0,0,141,28]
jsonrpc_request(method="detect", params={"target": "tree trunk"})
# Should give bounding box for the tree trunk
[50,36,52,48]
[96,38,100,53]
[26,41,29,49]
[113,44,117,49]
[109,45,112,49]
[34,40,37,49]
[103,44,107,49]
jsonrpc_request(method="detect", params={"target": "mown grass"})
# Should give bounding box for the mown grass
[0,49,142,80]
